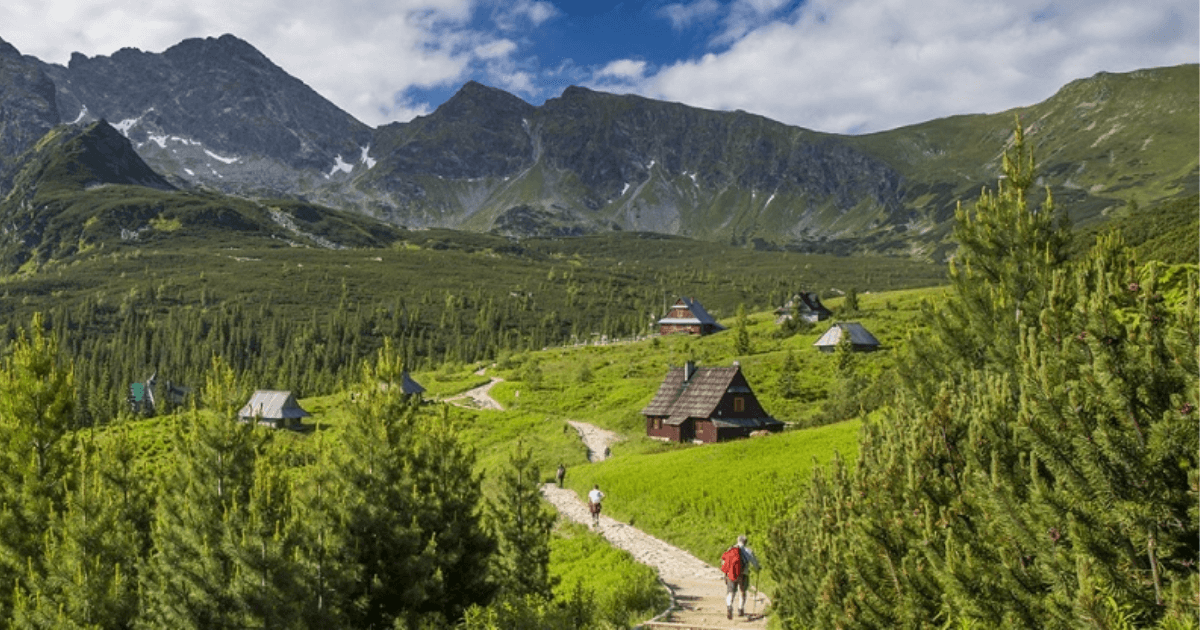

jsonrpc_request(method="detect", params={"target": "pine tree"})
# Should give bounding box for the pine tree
[12,442,140,629]
[936,237,1199,627]
[734,303,752,355]
[842,288,860,314]
[777,347,798,399]
[488,440,556,601]
[231,452,304,627]
[407,404,496,624]
[320,341,427,629]
[137,356,262,629]
[0,313,77,620]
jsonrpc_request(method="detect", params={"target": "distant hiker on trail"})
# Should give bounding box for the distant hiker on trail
[587,484,605,527]
[556,463,566,488]
[720,534,761,619]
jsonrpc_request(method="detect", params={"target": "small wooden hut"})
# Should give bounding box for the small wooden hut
[642,362,783,443]
[813,322,881,353]
[238,390,311,429]
[774,292,833,324]
[657,297,726,336]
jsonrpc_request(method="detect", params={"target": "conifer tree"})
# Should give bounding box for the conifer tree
[319,341,428,629]
[137,356,262,629]
[766,121,1197,628]
[407,405,496,624]
[488,440,556,601]
[842,288,860,314]
[12,442,140,630]
[0,313,77,620]
[777,347,799,399]
[291,430,350,627]
[734,303,752,355]
[231,452,304,628]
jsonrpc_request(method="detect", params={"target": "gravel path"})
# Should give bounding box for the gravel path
[542,421,770,629]
[444,377,505,410]
[567,420,623,462]
[446,379,772,628]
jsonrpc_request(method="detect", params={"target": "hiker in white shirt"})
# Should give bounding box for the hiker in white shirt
[587,484,605,527]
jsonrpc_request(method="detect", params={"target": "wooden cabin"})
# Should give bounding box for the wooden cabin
[128,372,190,416]
[642,362,783,443]
[657,297,726,336]
[813,322,881,353]
[774,292,833,324]
[238,390,311,429]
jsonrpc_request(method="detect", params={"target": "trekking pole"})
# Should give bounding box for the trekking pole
[752,570,760,617]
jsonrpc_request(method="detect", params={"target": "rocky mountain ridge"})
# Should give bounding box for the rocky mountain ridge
[0,33,1195,257]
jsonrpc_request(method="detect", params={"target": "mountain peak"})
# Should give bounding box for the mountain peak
[432,81,534,122]
[163,33,273,68]
[63,120,175,191]
[0,37,20,58]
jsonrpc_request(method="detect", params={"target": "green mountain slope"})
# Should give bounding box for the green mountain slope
[0,121,405,272]
[337,65,1197,258]
[847,64,1199,254]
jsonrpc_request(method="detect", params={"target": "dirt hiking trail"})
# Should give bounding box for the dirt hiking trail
[444,376,505,410]
[542,421,769,629]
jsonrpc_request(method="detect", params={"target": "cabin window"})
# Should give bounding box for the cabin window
[734,397,745,412]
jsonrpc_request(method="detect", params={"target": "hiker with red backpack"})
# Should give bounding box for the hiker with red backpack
[720,534,761,619]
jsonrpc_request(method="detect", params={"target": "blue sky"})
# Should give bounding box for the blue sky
[2,0,1196,133]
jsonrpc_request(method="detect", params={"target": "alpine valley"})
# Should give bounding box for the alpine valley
[0,33,1196,264]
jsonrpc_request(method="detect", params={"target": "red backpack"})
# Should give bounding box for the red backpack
[720,546,744,581]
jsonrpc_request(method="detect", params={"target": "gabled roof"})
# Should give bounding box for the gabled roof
[642,365,741,422]
[238,390,311,420]
[657,297,727,330]
[813,322,881,348]
[399,371,425,395]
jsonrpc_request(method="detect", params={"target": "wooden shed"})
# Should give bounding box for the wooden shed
[642,362,783,443]
[813,322,881,353]
[128,372,190,416]
[657,297,726,336]
[238,390,311,429]
[774,292,833,324]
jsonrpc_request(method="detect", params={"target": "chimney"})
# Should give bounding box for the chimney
[684,361,696,381]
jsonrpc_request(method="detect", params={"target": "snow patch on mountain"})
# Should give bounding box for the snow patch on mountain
[360,146,376,169]
[114,117,140,136]
[327,154,353,177]
[72,106,89,125]
[204,149,238,164]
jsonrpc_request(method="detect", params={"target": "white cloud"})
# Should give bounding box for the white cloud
[0,0,512,126]
[476,38,517,60]
[659,0,721,30]
[0,0,1194,135]
[508,0,558,27]
[597,59,649,80]
[643,0,1200,133]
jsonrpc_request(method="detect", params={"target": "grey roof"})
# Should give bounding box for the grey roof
[238,390,311,420]
[776,292,832,317]
[813,322,881,348]
[398,371,426,395]
[657,297,726,330]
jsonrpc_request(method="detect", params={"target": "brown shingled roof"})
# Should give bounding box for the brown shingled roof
[641,365,740,425]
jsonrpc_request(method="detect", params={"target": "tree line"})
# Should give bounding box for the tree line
[765,124,1198,628]
[0,333,605,629]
